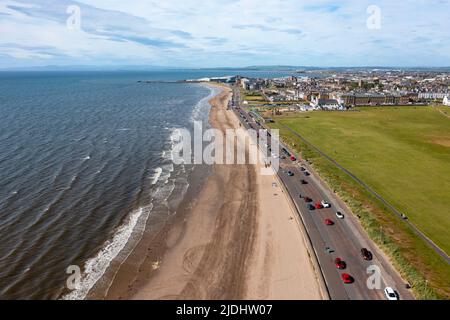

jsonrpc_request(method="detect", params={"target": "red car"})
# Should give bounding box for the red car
[315,202,324,209]
[304,197,312,203]
[325,219,335,226]
[342,273,354,284]
[335,258,346,270]
[290,156,297,161]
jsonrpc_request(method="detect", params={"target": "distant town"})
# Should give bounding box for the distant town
[187,69,450,112]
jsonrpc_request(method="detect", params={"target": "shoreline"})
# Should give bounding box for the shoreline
[101,84,322,300]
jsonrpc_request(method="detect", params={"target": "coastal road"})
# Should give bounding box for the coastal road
[231,85,414,300]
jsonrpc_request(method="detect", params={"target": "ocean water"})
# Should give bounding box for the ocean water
[0,70,295,300]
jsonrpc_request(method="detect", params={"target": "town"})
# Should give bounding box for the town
[189,69,450,113]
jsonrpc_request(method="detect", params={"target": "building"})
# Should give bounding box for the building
[317,99,342,110]
[418,92,448,100]
[444,96,450,106]
[310,95,342,110]
[241,78,250,90]
[210,76,235,83]
[341,93,409,106]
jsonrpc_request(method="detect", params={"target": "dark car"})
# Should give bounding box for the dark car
[301,179,308,185]
[304,171,310,176]
[287,171,294,177]
[304,197,312,203]
[300,167,306,172]
[308,204,315,211]
[361,248,373,261]
[335,258,347,270]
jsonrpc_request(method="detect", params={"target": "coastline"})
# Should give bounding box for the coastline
[101,84,322,300]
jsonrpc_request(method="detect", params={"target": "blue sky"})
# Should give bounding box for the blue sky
[0,0,449,68]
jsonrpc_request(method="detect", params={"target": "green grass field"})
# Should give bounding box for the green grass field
[270,106,450,298]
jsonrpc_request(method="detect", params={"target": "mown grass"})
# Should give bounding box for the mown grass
[268,106,450,299]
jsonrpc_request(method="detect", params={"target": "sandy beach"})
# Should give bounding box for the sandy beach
[104,85,323,300]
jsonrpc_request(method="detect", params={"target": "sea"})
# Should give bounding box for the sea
[0,69,296,299]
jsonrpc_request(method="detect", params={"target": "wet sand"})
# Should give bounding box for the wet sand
[104,85,323,300]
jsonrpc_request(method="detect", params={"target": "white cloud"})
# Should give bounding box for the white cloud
[0,0,449,68]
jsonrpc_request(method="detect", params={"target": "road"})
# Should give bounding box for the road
[230,85,414,300]
[280,123,449,264]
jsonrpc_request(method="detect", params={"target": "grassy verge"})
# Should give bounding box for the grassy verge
[268,122,450,300]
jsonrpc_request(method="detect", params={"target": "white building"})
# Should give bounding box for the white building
[419,92,448,100]
[241,78,250,90]
[444,96,450,106]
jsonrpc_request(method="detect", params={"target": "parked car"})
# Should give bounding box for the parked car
[304,197,312,203]
[336,211,345,219]
[304,171,310,176]
[301,179,308,185]
[384,287,399,301]
[290,156,297,161]
[287,171,294,177]
[325,219,335,226]
[321,200,331,208]
[315,202,324,209]
[300,167,306,172]
[335,258,347,270]
[308,204,315,211]
[342,273,354,284]
[361,248,373,261]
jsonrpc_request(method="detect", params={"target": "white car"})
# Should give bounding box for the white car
[321,200,331,208]
[384,287,399,301]
[336,211,345,219]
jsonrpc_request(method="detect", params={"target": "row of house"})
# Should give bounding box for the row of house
[339,93,410,106]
